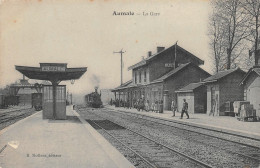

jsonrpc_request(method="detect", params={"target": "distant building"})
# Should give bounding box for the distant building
[176,83,207,114]
[240,66,260,117]
[10,78,38,105]
[18,88,37,105]
[203,68,246,116]
[100,89,114,105]
[9,77,51,105]
[112,43,210,111]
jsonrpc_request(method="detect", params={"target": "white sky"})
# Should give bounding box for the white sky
[0,0,212,96]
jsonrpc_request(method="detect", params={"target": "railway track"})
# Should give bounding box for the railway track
[0,106,31,114]
[0,108,36,130]
[104,108,260,163]
[110,108,260,144]
[85,111,213,168]
[77,106,260,167]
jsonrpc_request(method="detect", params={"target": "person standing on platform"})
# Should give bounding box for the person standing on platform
[158,100,163,113]
[151,101,155,112]
[145,100,149,112]
[209,98,216,116]
[171,100,177,117]
[155,99,159,113]
[180,99,189,119]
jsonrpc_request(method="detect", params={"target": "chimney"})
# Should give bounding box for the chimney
[148,51,152,57]
[157,46,165,53]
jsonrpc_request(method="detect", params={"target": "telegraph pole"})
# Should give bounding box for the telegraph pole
[113,49,126,86]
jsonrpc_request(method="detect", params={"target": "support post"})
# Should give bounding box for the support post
[52,82,57,120]
[121,52,123,85]
[119,92,121,107]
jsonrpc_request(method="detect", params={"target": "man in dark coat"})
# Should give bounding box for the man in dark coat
[180,99,189,119]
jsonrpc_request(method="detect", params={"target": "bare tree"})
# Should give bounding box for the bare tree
[209,0,251,71]
[209,1,227,72]
[243,0,260,66]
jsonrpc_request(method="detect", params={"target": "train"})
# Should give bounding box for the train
[85,87,103,108]
[0,94,19,109]
[31,93,43,111]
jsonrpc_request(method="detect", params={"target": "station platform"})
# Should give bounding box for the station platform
[0,106,134,168]
[106,105,260,140]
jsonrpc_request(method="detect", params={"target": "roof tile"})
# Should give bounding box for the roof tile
[176,82,203,93]
[203,68,241,82]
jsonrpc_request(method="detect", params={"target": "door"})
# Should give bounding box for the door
[43,85,66,119]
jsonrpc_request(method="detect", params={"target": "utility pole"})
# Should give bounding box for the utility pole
[113,49,126,86]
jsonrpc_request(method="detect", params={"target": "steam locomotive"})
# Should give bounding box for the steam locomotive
[85,87,103,108]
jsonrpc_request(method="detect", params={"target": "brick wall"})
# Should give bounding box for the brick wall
[164,64,210,110]
[219,71,245,114]
[194,86,207,113]
[148,48,204,82]
[148,49,175,82]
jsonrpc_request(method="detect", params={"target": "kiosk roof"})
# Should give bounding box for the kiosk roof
[15,65,87,81]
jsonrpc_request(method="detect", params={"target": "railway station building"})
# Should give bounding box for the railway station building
[112,44,210,111]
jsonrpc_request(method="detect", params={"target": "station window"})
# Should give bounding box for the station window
[56,86,66,102]
[43,86,53,102]
[135,72,137,84]
[244,89,247,100]
[139,71,141,83]
[43,85,66,103]
[144,70,147,82]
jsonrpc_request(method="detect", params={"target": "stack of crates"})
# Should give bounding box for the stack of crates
[239,104,257,122]
[233,101,250,117]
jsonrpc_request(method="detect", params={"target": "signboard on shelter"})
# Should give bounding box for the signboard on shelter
[40,63,67,72]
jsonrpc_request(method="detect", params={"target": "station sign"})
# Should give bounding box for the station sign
[165,63,174,68]
[40,63,67,72]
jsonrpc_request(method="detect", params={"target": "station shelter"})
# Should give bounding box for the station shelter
[15,63,87,120]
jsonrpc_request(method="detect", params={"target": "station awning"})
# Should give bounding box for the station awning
[15,63,87,81]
